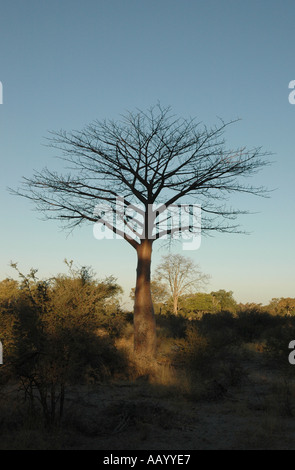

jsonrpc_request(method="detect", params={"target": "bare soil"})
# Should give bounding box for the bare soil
[57,356,295,450]
[1,349,295,450]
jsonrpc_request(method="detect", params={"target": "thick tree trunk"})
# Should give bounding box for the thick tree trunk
[133,239,157,357]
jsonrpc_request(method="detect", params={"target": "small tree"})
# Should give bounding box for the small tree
[11,104,271,356]
[154,254,210,315]
[211,289,238,314]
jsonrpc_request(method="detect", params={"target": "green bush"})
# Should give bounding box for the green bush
[2,264,128,426]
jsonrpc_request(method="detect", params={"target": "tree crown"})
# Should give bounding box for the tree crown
[10,104,272,248]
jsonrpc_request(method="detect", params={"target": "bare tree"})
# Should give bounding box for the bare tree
[10,104,271,357]
[154,254,209,315]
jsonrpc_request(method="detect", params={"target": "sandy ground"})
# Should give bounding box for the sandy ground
[1,349,295,450]
[59,358,295,450]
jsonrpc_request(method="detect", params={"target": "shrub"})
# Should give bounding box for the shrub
[236,310,284,343]
[5,264,127,426]
[155,313,188,339]
[263,318,295,373]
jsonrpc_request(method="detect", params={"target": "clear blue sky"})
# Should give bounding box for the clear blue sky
[0,0,294,308]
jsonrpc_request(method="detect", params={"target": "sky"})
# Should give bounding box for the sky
[0,0,294,308]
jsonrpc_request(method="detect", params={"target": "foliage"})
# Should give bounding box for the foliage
[263,317,295,378]
[2,258,295,432]
[0,278,19,364]
[172,316,244,391]
[236,309,284,343]
[1,263,126,425]
[178,292,220,317]
[210,289,238,314]
[266,297,295,316]
[159,289,237,318]
[155,313,188,339]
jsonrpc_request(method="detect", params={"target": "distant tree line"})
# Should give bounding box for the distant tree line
[151,288,295,319]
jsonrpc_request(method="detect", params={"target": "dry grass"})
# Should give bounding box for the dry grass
[116,335,178,384]
[115,332,207,401]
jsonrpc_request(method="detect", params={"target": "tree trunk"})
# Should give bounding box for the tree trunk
[133,239,157,357]
[173,294,178,316]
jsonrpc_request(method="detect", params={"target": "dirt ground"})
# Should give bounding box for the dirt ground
[1,349,295,450]
[58,357,295,450]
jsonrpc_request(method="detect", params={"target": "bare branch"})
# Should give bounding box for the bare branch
[9,103,272,244]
